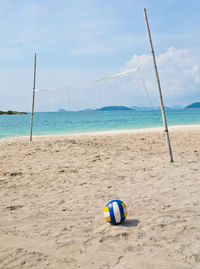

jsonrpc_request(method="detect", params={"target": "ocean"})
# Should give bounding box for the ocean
[0,109,200,139]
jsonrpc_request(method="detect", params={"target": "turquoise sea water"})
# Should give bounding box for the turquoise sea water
[0,110,200,139]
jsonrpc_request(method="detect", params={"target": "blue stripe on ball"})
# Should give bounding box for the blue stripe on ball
[118,201,125,222]
[108,201,116,224]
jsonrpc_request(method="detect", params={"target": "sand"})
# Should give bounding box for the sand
[0,125,200,269]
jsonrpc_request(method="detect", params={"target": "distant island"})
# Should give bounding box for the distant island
[185,102,200,109]
[57,105,185,112]
[58,108,94,112]
[79,108,94,112]
[131,105,184,110]
[96,106,133,111]
[57,109,68,112]
[0,110,27,115]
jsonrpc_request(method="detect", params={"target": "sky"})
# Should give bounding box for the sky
[0,0,200,111]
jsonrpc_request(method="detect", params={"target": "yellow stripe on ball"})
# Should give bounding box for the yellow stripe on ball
[105,216,111,222]
[122,202,126,208]
[104,206,109,212]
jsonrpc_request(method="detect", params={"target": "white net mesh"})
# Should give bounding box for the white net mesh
[34,66,156,112]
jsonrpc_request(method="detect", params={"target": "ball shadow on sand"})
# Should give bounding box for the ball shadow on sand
[121,219,140,227]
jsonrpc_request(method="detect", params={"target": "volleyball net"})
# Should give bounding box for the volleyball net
[34,64,157,112]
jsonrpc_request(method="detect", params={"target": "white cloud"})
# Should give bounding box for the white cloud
[121,47,200,106]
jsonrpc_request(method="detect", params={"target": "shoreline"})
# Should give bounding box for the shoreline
[1,124,200,142]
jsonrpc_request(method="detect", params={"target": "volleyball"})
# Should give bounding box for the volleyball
[103,199,127,225]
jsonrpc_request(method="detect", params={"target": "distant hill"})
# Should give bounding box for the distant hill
[130,106,183,111]
[0,110,27,115]
[185,102,200,109]
[57,109,68,112]
[57,105,184,112]
[130,106,158,110]
[172,105,184,110]
[96,106,133,111]
[58,108,95,112]
[79,108,94,112]
[164,106,178,110]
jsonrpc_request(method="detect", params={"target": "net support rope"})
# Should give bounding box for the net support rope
[35,65,142,92]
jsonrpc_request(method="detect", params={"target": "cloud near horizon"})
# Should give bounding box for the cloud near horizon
[121,47,200,106]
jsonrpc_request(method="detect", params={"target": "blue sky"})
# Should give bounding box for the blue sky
[0,0,200,111]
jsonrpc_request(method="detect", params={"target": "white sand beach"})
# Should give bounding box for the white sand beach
[1,125,200,268]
